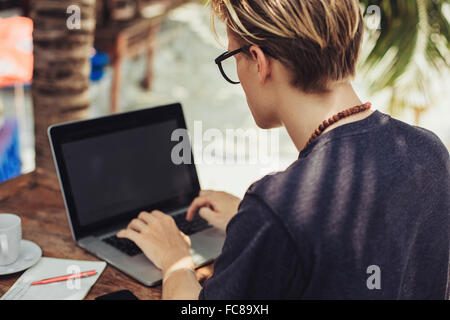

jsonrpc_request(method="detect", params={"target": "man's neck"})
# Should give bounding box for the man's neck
[277,81,373,152]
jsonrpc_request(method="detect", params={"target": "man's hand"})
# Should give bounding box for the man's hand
[117,210,194,276]
[186,190,242,231]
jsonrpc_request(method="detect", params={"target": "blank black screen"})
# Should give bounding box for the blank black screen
[61,120,194,227]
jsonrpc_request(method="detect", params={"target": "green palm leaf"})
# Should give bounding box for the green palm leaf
[359,0,449,119]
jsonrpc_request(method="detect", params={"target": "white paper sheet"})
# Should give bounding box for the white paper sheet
[1,257,106,300]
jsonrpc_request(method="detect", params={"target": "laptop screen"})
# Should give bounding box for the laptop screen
[61,119,193,227]
[49,104,200,239]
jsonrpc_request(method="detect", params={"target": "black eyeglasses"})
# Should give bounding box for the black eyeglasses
[215,45,251,84]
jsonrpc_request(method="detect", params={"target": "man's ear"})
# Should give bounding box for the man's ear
[249,45,271,85]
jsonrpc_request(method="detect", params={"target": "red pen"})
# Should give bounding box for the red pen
[30,270,97,286]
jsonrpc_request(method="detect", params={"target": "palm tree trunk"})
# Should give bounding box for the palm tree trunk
[31,0,96,174]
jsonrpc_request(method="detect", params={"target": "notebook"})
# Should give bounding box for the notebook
[1,257,106,300]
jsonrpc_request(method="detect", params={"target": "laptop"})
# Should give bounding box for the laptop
[48,103,226,286]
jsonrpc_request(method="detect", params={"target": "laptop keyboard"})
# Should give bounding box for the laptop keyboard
[173,212,212,236]
[102,213,211,256]
[103,235,142,256]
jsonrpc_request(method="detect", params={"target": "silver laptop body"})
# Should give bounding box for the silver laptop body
[48,103,225,286]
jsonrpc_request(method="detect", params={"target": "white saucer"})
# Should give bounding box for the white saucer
[0,240,42,276]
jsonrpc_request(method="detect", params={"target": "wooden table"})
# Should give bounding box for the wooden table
[0,170,213,300]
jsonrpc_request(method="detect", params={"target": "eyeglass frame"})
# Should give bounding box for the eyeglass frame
[215,45,275,84]
[214,45,251,84]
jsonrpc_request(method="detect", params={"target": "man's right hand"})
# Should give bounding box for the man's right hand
[186,190,242,232]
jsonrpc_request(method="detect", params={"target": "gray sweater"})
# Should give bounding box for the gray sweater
[200,110,450,299]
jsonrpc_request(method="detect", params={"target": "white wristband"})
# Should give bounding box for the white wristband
[163,267,196,284]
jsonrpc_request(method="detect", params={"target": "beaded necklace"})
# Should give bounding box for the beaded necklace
[304,102,372,150]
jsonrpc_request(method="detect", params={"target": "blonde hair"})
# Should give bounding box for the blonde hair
[210,0,364,93]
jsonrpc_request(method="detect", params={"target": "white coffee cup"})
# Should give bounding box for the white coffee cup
[0,214,22,266]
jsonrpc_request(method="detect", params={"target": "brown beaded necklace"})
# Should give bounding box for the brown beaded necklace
[304,102,372,150]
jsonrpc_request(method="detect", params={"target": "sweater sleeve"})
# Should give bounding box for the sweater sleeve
[199,194,304,299]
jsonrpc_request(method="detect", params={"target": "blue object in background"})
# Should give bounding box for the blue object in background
[0,118,21,183]
[90,51,110,82]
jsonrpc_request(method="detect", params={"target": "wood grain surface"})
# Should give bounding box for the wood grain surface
[0,170,213,300]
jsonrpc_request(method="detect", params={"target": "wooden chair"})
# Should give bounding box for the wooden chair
[95,0,187,114]
[94,16,161,113]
